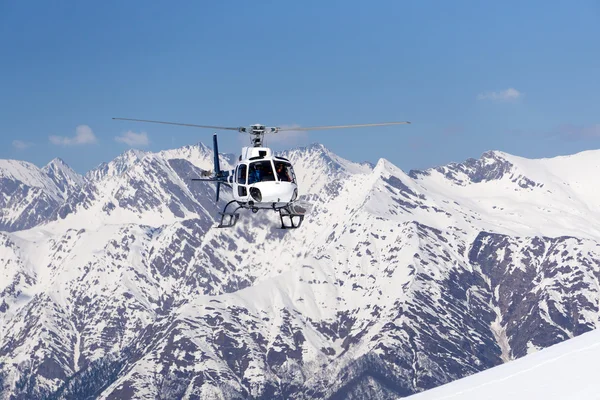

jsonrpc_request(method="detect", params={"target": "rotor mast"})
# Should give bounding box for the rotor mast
[241,124,278,147]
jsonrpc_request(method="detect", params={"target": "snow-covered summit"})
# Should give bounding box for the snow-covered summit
[0,159,62,199]
[158,142,236,172]
[85,148,148,182]
[406,148,600,238]
[42,157,84,198]
[0,159,66,231]
[280,143,373,195]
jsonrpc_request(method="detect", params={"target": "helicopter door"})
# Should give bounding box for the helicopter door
[236,164,248,197]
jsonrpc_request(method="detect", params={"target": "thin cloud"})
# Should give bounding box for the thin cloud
[408,136,431,150]
[115,131,149,147]
[477,88,522,102]
[50,125,98,146]
[265,124,309,146]
[12,140,34,150]
[442,124,465,137]
[553,124,600,141]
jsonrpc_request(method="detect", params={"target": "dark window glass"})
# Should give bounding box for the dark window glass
[238,186,247,197]
[248,161,275,184]
[274,161,295,183]
[237,164,247,185]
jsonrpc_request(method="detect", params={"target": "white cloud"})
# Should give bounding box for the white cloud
[477,88,522,102]
[49,125,98,146]
[555,124,600,141]
[115,131,149,147]
[264,124,309,146]
[12,140,33,150]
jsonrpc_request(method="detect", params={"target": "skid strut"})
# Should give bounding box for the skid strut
[218,200,241,228]
[279,206,305,229]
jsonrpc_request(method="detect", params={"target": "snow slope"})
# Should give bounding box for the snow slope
[42,158,84,198]
[0,159,82,232]
[409,150,600,238]
[407,328,600,400]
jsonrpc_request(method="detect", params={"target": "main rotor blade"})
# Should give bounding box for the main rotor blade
[112,117,241,131]
[277,121,411,131]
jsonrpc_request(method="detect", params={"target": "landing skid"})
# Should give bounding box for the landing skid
[215,200,308,229]
[217,200,242,228]
[279,207,305,229]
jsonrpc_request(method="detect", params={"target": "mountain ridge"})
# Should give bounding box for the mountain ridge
[1,144,600,399]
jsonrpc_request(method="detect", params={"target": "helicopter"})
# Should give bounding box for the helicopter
[113,118,410,229]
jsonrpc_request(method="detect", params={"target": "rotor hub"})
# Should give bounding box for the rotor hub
[241,124,278,147]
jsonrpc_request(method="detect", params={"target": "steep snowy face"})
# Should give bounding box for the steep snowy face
[52,154,221,229]
[280,143,373,196]
[3,145,600,399]
[410,151,523,186]
[469,233,600,358]
[0,160,64,232]
[42,158,84,198]
[0,232,35,323]
[85,149,148,182]
[159,142,236,172]
[409,149,600,238]
[63,144,237,229]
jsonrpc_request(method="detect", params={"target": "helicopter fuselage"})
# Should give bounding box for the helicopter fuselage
[225,146,298,207]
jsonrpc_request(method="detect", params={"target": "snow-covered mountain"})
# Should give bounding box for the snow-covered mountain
[0,159,82,232]
[85,149,148,182]
[1,144,600,399]
[42,158,84,199]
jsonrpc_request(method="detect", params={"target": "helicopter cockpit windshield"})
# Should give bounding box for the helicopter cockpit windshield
[274,161,296,183]
[248,161,276,184]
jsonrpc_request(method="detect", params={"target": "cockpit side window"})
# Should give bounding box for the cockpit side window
[274,161,295,183]
[237,164,247,184]
[248,161,275,184]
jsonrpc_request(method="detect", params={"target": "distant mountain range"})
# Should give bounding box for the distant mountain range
[1,142,600,399]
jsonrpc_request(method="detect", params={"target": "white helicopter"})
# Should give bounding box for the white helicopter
[113,118,410,228]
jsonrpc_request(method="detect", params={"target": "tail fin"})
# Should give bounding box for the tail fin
[191,134,226,202]
[213,134,222,202]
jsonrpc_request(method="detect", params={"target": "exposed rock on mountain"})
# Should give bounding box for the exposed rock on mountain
[2,144,600,399]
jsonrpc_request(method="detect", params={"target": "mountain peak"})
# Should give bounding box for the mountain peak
[45,157,67,167]
[42,157,84,198]
[85,149,148,182]
[121,148,148,160]
[408,149,515,185]
[197,141,212,151]
[307,142,327,150]
[158,142,235,172]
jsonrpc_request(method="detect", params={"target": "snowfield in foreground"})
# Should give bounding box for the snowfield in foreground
[407,328,600,399]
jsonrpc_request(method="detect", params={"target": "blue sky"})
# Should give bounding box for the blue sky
[1,1,599,173]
